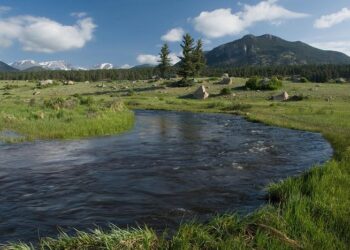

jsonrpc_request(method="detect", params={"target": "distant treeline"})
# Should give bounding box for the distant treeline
[0,64,350,83]
[204,64,350,82]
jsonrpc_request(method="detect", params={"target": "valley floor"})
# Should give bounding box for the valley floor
[1,78,350,249]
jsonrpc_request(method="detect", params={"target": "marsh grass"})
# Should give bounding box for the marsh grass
[0,96,134,141]
[1,78,350,249]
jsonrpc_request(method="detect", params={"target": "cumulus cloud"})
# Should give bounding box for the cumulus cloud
[192,0,308,38]
[120,64,132,69]
[0,14,96,53]
[314,8,350,29]
[137,54,159,65]
[161,27,185,42]
[71,12,88,18]
[311,41,350,56]
[137,53,180,65]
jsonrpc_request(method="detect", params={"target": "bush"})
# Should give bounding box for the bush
[300,77,309,83]
[245,77,282,90]
[245,77,260,90]
[44,97,65,109]
[220,87,232,95]
[79,96,95,106]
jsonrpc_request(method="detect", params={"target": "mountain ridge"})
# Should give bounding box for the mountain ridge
[205,34,350,66]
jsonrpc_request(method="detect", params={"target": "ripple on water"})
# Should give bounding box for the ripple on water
[0,110,333,244]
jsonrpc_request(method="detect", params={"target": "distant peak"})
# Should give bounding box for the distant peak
[242,34,256,39]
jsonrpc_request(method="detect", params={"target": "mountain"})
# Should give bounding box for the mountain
[205,34,350,67]
[38,61,72,70]
[132,64,155,69]
[93,63,114,70]
[10,60,39,71]
[10,60,73,71]
[0,61,18,72]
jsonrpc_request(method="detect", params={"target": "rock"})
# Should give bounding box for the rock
[33,91,40,95]
[220,77,232,85]
[84,81,90,84]
[193,85,209,100]
[222,73,229,78]
[271,91,289,101]
[39,79,53,86]
[64,80,74,85]
[335,78,347,83]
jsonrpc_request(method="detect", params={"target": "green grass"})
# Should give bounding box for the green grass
[0,94,134,141]
[1,78,350,249]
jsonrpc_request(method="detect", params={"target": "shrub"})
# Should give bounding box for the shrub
[44,97,65,109]
[220,87,232,95]
[245,77,282,90]
[245,77,260,90]
[79,96,95,106]
[300,77,309,83]
[265,77,283,90]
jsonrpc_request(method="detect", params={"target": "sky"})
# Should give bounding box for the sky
[0,0,349,68]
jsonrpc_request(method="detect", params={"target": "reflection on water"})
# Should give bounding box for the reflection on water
[0,110,332,243]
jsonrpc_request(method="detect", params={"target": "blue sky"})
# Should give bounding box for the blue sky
[0,0,349,68]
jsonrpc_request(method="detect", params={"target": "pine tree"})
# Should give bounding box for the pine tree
[178,33,195,80]
[193,39,206,77]
[158,43,171,78]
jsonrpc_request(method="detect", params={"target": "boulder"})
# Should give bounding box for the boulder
[222,73,229,78]
[39,79,53,86]
[193,85,209,100]
[335,78,347,83]
[84,81,90,84]
[271,91,289,101]
[64,80,74,85]
[220,77,232,85]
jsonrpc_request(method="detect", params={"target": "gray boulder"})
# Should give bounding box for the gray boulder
[193,85,209,99]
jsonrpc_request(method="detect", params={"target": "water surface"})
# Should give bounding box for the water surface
[0,110,332,243]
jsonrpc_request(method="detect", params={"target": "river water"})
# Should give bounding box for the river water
[0,110,332,243]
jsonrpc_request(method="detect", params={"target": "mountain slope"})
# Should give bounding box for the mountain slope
[0,61,18,72]
[205,34,350,67]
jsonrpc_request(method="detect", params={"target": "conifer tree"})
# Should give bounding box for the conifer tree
[193,39,206,77]
[178,33,195,80]
[158,43,171,78]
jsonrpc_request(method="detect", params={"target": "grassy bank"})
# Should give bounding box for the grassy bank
[1,78,350,249]
[0,82,134,141]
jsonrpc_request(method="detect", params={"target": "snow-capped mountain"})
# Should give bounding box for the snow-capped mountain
[38,61,72,71]
[10,60,117,71]
[10,60,73,71]
[93,63,114,70]
[10,60,39,71]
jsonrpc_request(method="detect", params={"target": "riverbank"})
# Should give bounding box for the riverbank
[1,78,350,249]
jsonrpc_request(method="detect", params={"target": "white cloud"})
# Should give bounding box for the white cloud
[0,14,96,53]
[71,12,88,18]
[169,53,181,64]
[137,52,180,65]
[161,27,184,42]
[0,6,11,13]
[192,0,308,38]
[311,41,350,56]
[314,8,350,29]
[120,64,132,69]
[137,54,159,65]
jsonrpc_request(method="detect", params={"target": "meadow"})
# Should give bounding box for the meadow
[1,77,349,249]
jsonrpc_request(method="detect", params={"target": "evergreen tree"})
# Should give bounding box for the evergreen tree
[193,39,206,77]
[158,43,171,78]
[178,33,195,79]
